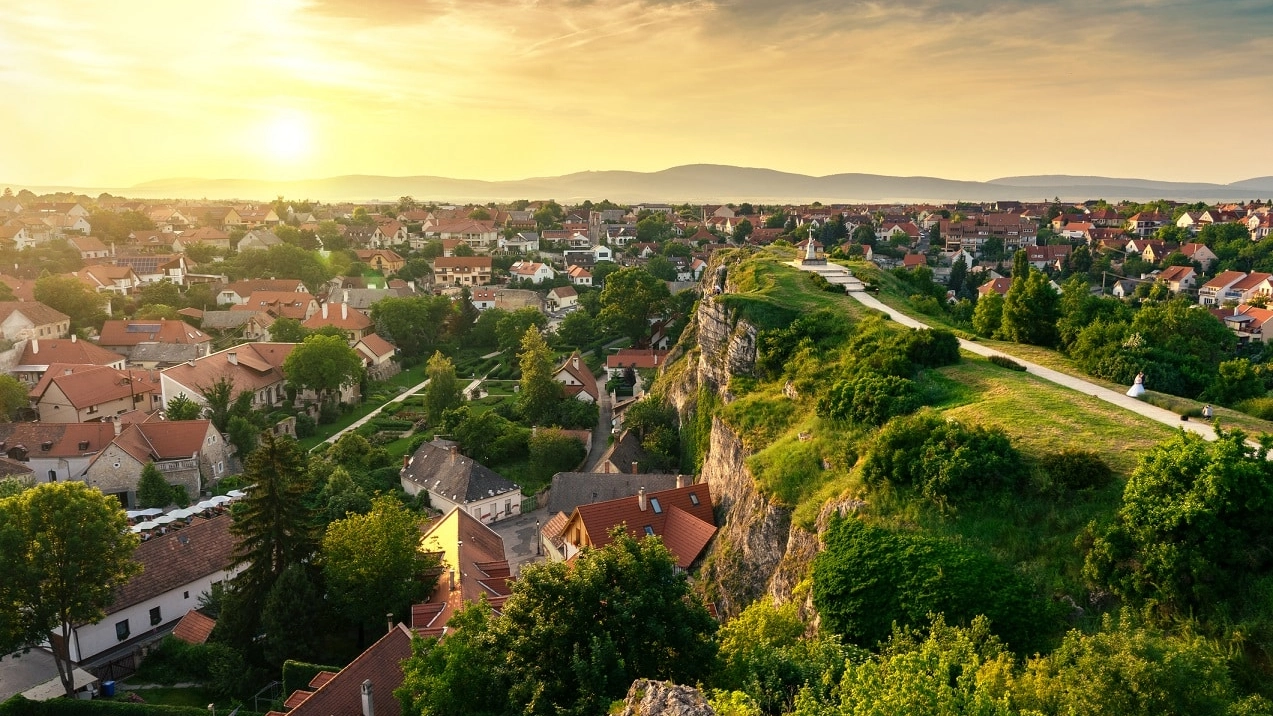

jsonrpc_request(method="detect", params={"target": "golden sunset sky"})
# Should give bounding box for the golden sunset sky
[3,0,1272,188]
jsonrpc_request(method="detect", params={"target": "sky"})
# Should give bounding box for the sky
[2,0,1272,188]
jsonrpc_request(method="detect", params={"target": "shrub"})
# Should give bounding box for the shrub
[897,328,960,368]
[860,410,1024,505]
[294,412,316,438]
[1037,449,1113,493]
[1236,396,1273,420]
[282,660,343,698]
[988,354,1026,371]
[818,373,921,427]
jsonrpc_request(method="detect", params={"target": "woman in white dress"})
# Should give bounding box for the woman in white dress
[1126,371,1145,398]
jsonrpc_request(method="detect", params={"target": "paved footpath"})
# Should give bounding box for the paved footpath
[846,291,1221,441]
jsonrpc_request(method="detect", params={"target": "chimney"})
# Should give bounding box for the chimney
[344,289,350,303]
[31,339,38,354]
[572,353,580,371]
[676,474,685,489]
[227,352,237,365]
[1235,305,1241,316]
[71,334,77,343]
[387,613,394,634]
[638,487,647,511]
[449,568,457,591]
[449,445,458,463]
[113,417,121,437]
[360,680,375,716]
[631,461,639,475]
[341,303,348,320]
[322,302,329,319]
[402,454,410,469]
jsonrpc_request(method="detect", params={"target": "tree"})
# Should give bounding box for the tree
[554,310,597,347]
[517,327,563,420]
[818,373,921,427]
[598,267,670,345]
[971,291,1003,337]
[136,462,173,508]
[998,250,1060,346]
[0,482,140,696]
[947,256,968,297]
[260,563,326,666]
[423,351,462,425]
[496,307,548,355]
[1203,357,1265,406]
[527,428,587,483]
[283,334,365,408]
[1084,428,1273,615]
[229,433,317,612]
[0,375,29,421]
[372,295,457,359]
[733,218,754,244]
[269,317,310,343]
[137,279,181,309]
[398,530,717,716]
[323,496,438,645]
[164,393,202,421]
[452,243,475,257]
[34,274,105,330]
[645,254,678,281]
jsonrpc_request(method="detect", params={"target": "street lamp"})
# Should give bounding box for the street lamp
[535,519,541,556]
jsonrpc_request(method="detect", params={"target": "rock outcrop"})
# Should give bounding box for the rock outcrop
[618,680,715,716]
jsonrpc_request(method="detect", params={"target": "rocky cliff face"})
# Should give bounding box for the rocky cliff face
[662,270,820,619]
[618,680,716,716]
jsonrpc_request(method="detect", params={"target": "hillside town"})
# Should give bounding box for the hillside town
[5,187,1273,715]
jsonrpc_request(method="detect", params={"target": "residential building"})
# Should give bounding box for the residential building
[82,418,231,507]
[0,301,70,341]
[978,277,1012,298]
[237,228,283,252]
[604,348,670,380]
[11,336,126,385]
[566,265,592,287]
[353,334,399,381]
[432,256,493,286]
[60,515,240,665]
[354,249,405,272]
[1199,270,1254,306]
[282,624,413,716]
[302,302,373,342]
[546,285,578,311]
[410,507,514,637]
[78,265,140,295]
[500,231,540,252]
[509,261,555,284]
[68,235,111,260]
[399,439,523,524]
[1026,245,1072,271]
[97,320,212,356]
[1179,242,1218,271]
[0,422,119,484]
[159,342,299,411]
[30,364,164,423]
[550,482,715,568]
[217,279,308,306]
[1126,212,1168,237]
[427,219,499,252]
[553,351,598,403]
[1156,265,1197,294]
[230,291,319,320]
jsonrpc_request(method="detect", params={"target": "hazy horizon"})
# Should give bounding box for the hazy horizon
[4,1,1272,188]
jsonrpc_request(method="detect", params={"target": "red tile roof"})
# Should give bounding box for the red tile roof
[171,609,217,645]
[98,320,211,348]
[108,515,235,617]
[287,624,412,716]
[18,337,123,368]
[30,364,161,409]
[412,507,512,635]
[569,482,715,569]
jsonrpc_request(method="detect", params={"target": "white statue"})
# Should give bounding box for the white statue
[1126,371,1145,398]
[805,239,817,261]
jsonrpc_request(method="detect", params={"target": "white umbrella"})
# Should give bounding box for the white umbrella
[168,509,194,520]
[130,525,144,534]
[126,510,146,519]
[195,500,218,511]
[135,521,158,531]
[153,515,176,525]
[209,495,232,505]
[140,508,163,517]
[226,490,246,498]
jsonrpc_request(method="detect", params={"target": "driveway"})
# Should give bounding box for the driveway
[490,507,551,576]
[846,291,1221,441]
[584,374,613,471]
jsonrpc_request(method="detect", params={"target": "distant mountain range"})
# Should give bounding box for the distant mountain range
[12,164,1273,203]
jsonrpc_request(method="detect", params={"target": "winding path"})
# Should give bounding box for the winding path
[845,290,1222,441]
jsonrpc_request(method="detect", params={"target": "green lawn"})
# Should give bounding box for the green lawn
[113,685,257,714]
[717,248,878,329]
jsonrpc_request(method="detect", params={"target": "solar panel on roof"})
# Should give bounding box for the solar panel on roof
[126,324,162,332]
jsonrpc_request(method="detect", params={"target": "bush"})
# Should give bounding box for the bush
[860,410,1024,505]
[1236,396,1273,420]
[282,660,343,698]
[1037,449,1113,493]
[897,328,960,368]
[295,412,316,438]
[0,696,213,715]
[988,354,1027,371]
[818,373,921,427]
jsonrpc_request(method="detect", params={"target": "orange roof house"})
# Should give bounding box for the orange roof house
[410,507,514,637]
[553,351,597,403]
[552,482,715,569]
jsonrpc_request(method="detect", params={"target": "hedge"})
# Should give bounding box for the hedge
[281,660,343,698]
[0,696,210,716]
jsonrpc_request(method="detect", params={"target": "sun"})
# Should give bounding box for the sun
[261,110,313,164]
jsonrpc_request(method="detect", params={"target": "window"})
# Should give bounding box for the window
[149,607,161,626]
[48,470,57,482]
[115,620,130,641]
[643,525,655,536]
[689,492,699,506]
[505,499,511,516]
[183,591,189,599]
[649,497,662,514]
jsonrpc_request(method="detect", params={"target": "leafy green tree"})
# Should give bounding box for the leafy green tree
[164,393,202,421]
[818,373,921,427]
[516,327,563,420]
[136,461,173,508]
[423,351,462,425]
[137,279,181,308]
[851,224,876,246]
[947,255,968,297]
[372,295,457,359]
[527,428,587,483]
[399,530,717,716]
[452,243,475,257]
[323,496,438,645]
[0,482,140,696]
[980,236,1005,261]
[316,465,372,524]
[590,260,620,286]
[0,375,29,421]
[1203,357,1266,406]
[598,267,670,345]
[229,433,318,614]
[34,274,105,330]
[813,516,1051,654]
[554,310,597,347]
[1084,428,1273,615]
[260,563,326,666]
[998,250,1060,346]
[496,307,548,355]
[283,334,365,408]
[269,317,311,343]
[645,254,678,281]
[971,291,1003,338]
[734,218,754,244]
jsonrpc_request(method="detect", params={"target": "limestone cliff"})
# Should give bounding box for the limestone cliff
[618,680,715,716]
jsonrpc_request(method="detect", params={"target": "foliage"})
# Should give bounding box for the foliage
[397,530,717,716]
[1037,449,1113,493]
[269,316,310,343]
[998,250,1060,346]
[972,290,1004,337]
[371,295,458,359]
[0,375,30,421]
[812,516,1053,654]
[422,351,462,425]
[34,274,105,330]
[554,310,598,347]
[516,327,564,420]
[496,307,548,355]
[527,428,587,483]
[136,461,173,508]
[645,254,679,281]
[323,496,438,636]
[0,696,220,715]
[818,373,921,427]
[756,309,853,379]
[227,433,317,627]
[284,333,365,404]
[260,563,326,666]
[598,267,671,345]
[988,354,1026,371]
[447,408,530,466]
[1084,428,1273,616]
[281,659,344,700]
[1204,358,1266,406]
[897,328,960,368]
[0,482,140,697]
[164,393,202,421]
[860,410,1024,506]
